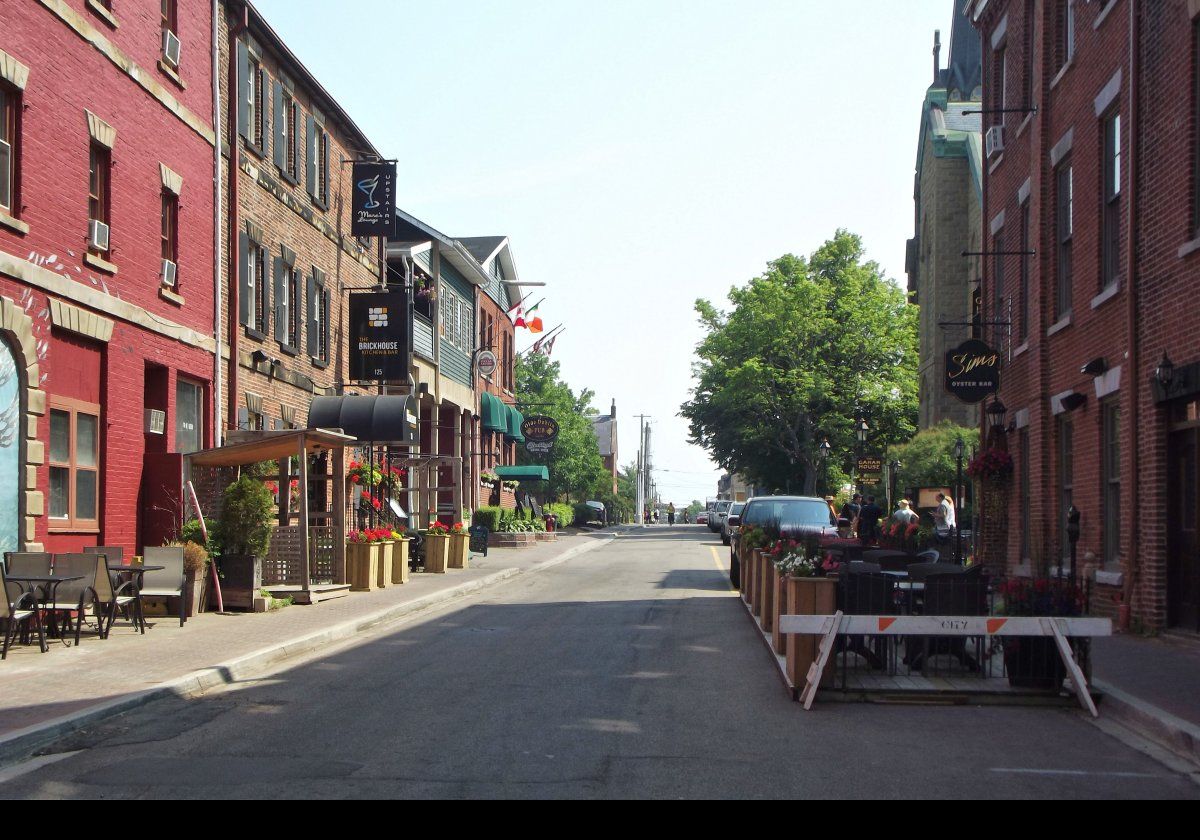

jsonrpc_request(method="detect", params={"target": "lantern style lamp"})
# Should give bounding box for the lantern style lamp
[986,399,1008,436]
[1156,352,1175,392]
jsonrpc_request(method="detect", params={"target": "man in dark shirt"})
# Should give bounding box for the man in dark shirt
[840,493,862,535]
[858,496,883,546]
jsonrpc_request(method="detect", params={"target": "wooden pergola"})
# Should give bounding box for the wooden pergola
[185,428,357,603]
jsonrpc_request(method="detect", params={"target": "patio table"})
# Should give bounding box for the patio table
[8,574,85,646]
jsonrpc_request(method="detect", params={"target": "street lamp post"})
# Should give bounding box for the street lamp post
[954,436,965,564]
[855,418,869,495]
[818,438,831,496]
[889,459,901,513]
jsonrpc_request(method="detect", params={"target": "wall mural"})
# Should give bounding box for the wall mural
[0,336,19,556]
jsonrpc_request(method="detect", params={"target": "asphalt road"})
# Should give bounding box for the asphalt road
[2,526,1196,799]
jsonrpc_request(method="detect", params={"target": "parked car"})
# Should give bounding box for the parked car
[728,495,838,588]
[709,499,732,533]
[696,512,709,525]
[721,502,744,546]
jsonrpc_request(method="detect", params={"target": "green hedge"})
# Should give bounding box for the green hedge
[472,506,503,532]
[546,503,575,526]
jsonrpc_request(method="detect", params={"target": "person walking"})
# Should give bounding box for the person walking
[858,496,883,546]
[841,493,863,537]
[933,492,956,544]
[667,503,676,526]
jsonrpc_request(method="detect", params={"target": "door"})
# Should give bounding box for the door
[0,336,19,556]
[1168,428,1200,631]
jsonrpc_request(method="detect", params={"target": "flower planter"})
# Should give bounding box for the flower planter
[377,541,394,588]
[218,554,262,610]
[785,576,838,692]
[186,567,209,617]
[347,542,381,591]
[391,539,410,584]
[752,550,768,620]
[761,562,776,631]
[1003,637,1066,690]
[743,548,758,606]
[488,532,537,549]
[771,568,789,655]
[424,533,450,573]
[449,533,470,569]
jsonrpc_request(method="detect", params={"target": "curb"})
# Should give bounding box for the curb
[1092,679,1200,768]
[0,535,613,769]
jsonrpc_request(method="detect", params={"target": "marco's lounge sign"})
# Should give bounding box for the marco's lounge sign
[944,339,1000,404]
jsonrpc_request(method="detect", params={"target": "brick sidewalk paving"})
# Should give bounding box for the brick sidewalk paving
[0,532,612,757]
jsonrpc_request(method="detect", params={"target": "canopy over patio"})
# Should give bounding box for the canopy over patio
[495,465,549,482]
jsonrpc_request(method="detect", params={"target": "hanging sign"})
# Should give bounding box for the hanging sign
[944,338,1001,404]
[477,350,498,378]
[522,415,559,456]
[350,161,396,236]
[856,456,883,477]
[349,291,409,382]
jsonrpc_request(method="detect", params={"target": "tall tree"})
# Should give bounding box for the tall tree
[681,230,918,494]
[516,352,607,503]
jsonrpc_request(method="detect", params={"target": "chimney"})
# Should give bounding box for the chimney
[610,399,617,419]
[933,29,942,83]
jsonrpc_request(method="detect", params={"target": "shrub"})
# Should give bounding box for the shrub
[179,517,223,558]
[182,541,210,574]
[218,476,274,557]
[573,502,593,526]
[472,506,503,532]
[546,503,575,526]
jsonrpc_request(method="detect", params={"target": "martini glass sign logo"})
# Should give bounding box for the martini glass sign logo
[357,174,381,210]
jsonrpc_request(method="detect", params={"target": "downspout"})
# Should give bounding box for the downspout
[211,0,223,446]
[226,2,248,433]
[1121,0,1141,629]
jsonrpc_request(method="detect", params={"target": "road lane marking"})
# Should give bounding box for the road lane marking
[989,768,1165,778]
[709,546,737,594]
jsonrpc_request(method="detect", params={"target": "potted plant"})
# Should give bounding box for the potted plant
[996,577,1086,689]
[181,540,210,617]
[390,530,411,584]
[377,528,395,589]
[217,476,274,610]
[347,459,383,487]
[771,538,838,690]
[346,528,388,591]
[423,521,451,573]
[448,521,470,569]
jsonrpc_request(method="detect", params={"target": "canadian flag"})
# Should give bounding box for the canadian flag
[506,298,525,327]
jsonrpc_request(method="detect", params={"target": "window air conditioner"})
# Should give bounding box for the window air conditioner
[144,409,166,435]
[161,258,178,288]
[88,219,110,252]
[985,125,1005,158]
[163,29,182,68]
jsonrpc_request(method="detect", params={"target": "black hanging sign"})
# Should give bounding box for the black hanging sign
[349,291,409,382]
[522,415,559,456]
[856,456,883,476]
[944,338,1001,403]
[350,161,396,236]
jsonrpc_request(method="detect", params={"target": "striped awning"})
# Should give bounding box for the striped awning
[506,406,525,443]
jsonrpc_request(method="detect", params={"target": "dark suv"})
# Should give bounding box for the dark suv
[727,495,838,587]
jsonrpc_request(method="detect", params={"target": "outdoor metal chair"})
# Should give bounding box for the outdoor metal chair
[90,555,144,638]
[139,546,187,627]
[845,561,882,574]
[1,563,46,659]
[84,545,126,566]
[838,570,897,671]
[42,553,102,646]
[909,569,990,673]
[3,552,53,599]
[916,549,941,563]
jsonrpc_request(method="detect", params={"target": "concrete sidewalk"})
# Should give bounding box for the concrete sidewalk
[1092,632,1200,766]
[0,531,614,766]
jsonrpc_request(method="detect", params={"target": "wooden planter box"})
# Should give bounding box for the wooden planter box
[771,569,789,655]
[186,567,209,617]
[377,541,395,588]
[488,532,536,549]
[761,562,777,632]
[449,533,470,569]
[347,542,380,592]
[392,539,410,584]
[743,548,758,606]
[218,554,262,610]
[785,577,837,691]
[751,550,767,619]
[424,533,450,573]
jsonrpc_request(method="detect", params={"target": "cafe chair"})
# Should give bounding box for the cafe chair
[1,563,46,659]
[3,552,53,599]
[916,549,941,564]
[139,546,187,627]
[42,553,102,646]
[91,555,144,638]
[910,570,989,674]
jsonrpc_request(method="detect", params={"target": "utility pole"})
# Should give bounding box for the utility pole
[635,414,651,525]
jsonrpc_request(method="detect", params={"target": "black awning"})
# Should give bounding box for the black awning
[307,394,419,445]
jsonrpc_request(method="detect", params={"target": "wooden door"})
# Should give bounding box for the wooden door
[1168,428,1200,631]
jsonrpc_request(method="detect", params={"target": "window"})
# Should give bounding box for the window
[1193,21,1200,236]
[161,191,178,282]
[309,268,329,363]
[176,378,203,455]
[246,240,268,334]
[88,142,110,251]
[278,263,300,349]
[1059,419,1073,561]
[160,0,179,66]
[1055,161,1073,319]
[0,82,19,215]
[49,399,101,531]
[992,229,1005,317]
[1102,110,1121,288]
[1102,399,1121,565]
[318,130,329,204]
[1019,429,1030,561]
[993,45,1008,128]
[1056,0,1076,72]
[245,57,265,150]
[1018,203,1030,340]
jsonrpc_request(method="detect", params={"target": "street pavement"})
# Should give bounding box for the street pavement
[1,527,1196,799]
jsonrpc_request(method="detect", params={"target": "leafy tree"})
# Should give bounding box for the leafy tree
[516,352,607,503]
[885,421,980,493]
[681,231,918,495]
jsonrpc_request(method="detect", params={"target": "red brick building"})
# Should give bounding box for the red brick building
[1,0,217,555]
[972,0,1200,631]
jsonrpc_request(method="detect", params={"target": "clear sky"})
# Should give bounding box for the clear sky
[255,0,958,504]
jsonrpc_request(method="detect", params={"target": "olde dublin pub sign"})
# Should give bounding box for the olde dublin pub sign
[349,291,409,382]
[521,415,560,455]
[944,338,1001,404]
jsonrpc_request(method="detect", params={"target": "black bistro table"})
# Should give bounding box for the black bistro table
[107,564,165,634]
[8,574,86,646]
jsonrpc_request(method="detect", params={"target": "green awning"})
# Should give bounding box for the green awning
[481,392,507,433]
[506,406,525,443]
[495,465,549,481]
